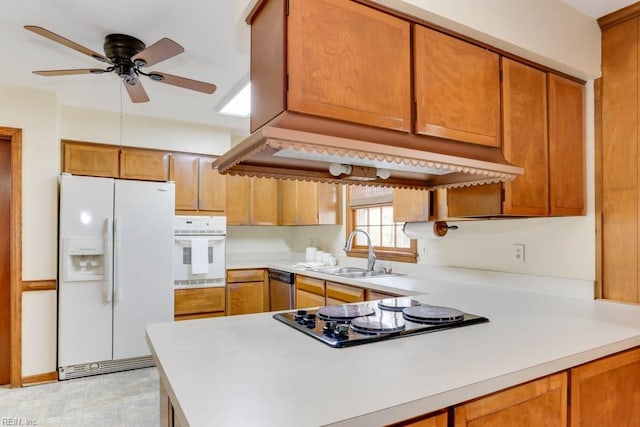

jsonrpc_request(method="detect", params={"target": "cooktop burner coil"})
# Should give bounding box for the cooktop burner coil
[402,305,465,324]
[350,313,406,335]
[377,297,421,312]
[317,304,375,321]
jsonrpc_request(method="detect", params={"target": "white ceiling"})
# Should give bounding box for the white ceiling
[0,0,635,138]
[560,0,637,18]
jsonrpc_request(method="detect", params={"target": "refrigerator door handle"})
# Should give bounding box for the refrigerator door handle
[104,218,113,303]
[114,216,122,302]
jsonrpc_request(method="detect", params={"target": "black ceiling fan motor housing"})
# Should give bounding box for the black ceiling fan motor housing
[103,34,146,82]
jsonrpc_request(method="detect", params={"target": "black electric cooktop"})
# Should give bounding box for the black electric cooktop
[273,297,489,348]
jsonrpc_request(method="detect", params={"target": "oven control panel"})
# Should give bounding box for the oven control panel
[174,215,226,235]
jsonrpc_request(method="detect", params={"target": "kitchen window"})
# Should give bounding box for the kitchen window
[346,186,417,263]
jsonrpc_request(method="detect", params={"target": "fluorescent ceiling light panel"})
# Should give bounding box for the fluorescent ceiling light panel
[218,82,251,117]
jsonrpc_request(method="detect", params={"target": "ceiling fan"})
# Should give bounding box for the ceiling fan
[24,25,217,103]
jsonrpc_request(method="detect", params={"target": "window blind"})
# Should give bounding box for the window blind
[348,185,393,207]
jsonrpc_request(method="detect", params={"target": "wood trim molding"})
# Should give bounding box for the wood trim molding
[1,127,23,388]
[21,371,57,386]
[598,2,640,30]
[21,280,57,292]
[594,78,603,299]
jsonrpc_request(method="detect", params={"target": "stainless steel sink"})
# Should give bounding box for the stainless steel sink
[308,266,404,279]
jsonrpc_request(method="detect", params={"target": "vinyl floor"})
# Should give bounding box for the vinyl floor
[0,367,159,427]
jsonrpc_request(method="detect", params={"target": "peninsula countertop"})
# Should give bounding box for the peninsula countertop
[146,273,640,426]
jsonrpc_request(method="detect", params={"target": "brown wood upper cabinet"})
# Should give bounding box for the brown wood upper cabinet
[225,175,279,225]
[446,58,549,217]
[198,158,226,212]
[170,155,226,213]
[62,141,120,178]
[548,73,585,216]
[393,188,430,222]
[62,141,169,182]
[251,0,411,133]
[414,25,501,148]
[120,148,169,181]
[280,181,341,225]
[170,154,199,211]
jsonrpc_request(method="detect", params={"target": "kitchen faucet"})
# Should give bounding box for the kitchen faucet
[344,229,376,272]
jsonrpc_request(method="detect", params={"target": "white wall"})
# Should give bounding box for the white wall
[61,106,232,155]
[0,85,60,376]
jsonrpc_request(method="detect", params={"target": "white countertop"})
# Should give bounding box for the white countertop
[147,271,640,426]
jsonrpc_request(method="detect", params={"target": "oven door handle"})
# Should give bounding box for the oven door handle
[104,218,113,303]
[174,236,225,244]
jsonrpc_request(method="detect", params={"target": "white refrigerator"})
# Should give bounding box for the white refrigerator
[58,174,174,379]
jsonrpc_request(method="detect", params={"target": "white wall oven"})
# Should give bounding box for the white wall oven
[174,216,226,289]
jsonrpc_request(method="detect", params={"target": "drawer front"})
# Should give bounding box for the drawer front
[296,275,325,296]
[366,289,398,301]
[174,287,225,315]
[175,312,225,321]
[326,282,365,303]
[227,269,265,283]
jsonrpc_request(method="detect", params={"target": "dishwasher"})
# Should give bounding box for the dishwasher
[268,269,295,311]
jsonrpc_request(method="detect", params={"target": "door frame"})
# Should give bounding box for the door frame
[1,127,22,387]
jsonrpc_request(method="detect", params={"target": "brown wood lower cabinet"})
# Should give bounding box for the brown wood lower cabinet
[455,372,567,427]
[325,282,365,304]
[226,269,268,315]
[366,289,399,301]
[295,275,325,308]
[570,347,640,427]
[390,410,447,427]
[174,287,225,320]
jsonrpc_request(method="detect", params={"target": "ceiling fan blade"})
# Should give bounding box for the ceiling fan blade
[124,79,150,103]
[131,38,184,67]
[24,25,111,63]
[150,72,217,94]
[33,68,106,76]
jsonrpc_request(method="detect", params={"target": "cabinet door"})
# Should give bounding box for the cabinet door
[225,175,251,225]
[601,18,639,302]
[169,154,199,211]
[548,73,585,216]
[251,177,279,225]
[174,287,225,317]
[120,148,169,181]
[287,0,411,131]
[414,26,500,147]
[198,157,225,212]
[570,348,640,427]
[393,188,429,222]
[280,180,302,225]
[281,180,321,225]
[227,281,265,315]
[454,372,567,427]
[296,289,325,309]
[62,142,119,178]
[502,58,549,216]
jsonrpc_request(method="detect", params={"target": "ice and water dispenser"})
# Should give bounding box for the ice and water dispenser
[61,238,105,281]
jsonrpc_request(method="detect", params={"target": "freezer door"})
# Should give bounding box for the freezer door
[58,175,114,367]
[112,180,175,359]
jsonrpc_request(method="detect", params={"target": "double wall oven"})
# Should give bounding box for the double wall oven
[173,216,226,289]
